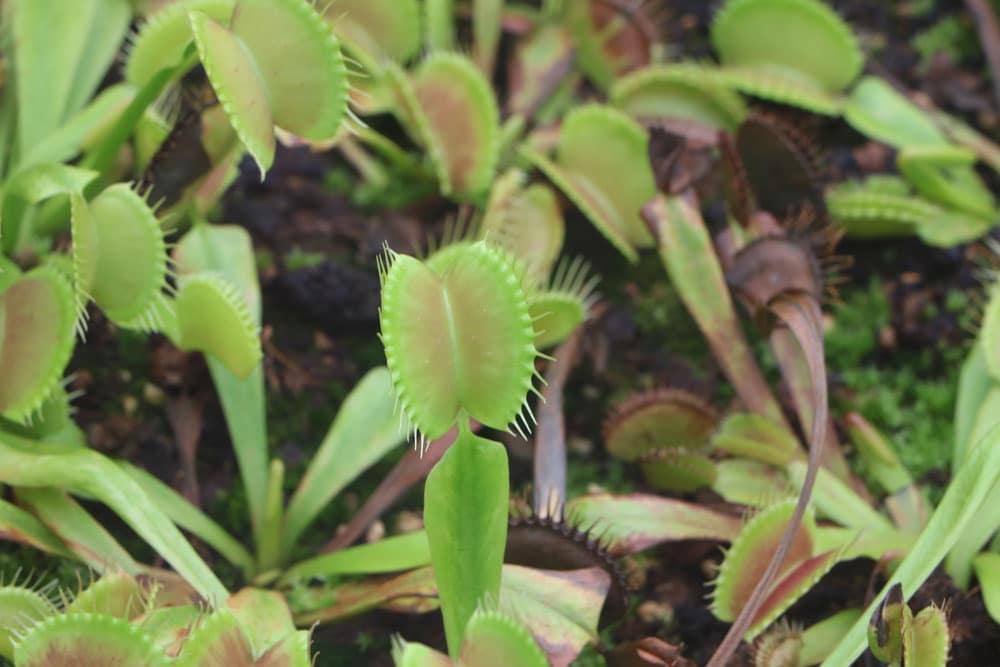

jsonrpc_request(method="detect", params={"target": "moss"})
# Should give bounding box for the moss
[566,458,632,498]
[913,15,977,70]
[0,546,87,593]
[324,163,436,211]
[827,279,969,484]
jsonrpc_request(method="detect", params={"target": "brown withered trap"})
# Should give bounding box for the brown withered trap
[139,67,219,209]
[506,513,631,624]
[726,110,828,224]
[646,122,718,195]
[726,208,851,324]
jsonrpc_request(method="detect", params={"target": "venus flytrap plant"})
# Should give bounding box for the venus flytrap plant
[378,239,542,654]
[0,572,314,666]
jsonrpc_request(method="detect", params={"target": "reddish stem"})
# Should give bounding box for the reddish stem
[533,330,582,518]
[321,423,479,553]
[706,293,827,667]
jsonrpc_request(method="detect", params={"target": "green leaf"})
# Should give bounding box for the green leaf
[424,431,509,656]
[712,501,836,638]
[0,497,74,559]
[472,0,503,75]
[798,609,863,666]
[379,242,539,440]
[528,257,597,349]
[392,639,451,667]
[481,174,565,285]
[20,84,134,169]
[973,552,1000,624]
[3,164,98,206]
[12,0,130,155]
[827,180,989,246]
[293,567,439,626]
[253,630,312,667]
[121,463,254,575]
[230,0,348,140]
[424,0,454,50]
[282,367,403,551]
[280,531,431,584]
[786,462,895,532]
[459,611,547,667]
[604,388,717,462]
[14,488,139,574]
[174,224,261,321]
[821,423,1000,666]
[712,413,801,467]
[904,605,950,667]
[0,435,228,603]
[896,146,996,219]
[499,565,609,666]
[14,613,169,667]
[567,493,742,556]
[173,224,268,558]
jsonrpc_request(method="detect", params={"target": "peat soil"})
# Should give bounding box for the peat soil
[22,1,1000,665]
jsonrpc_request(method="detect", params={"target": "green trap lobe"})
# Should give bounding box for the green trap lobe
[190,9,275,175]
[231,0,348,140]
[0,268,75,422]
